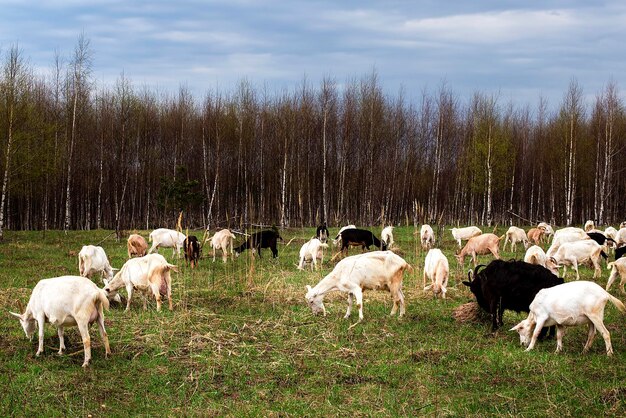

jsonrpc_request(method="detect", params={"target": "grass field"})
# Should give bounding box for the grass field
[0,227,625,416]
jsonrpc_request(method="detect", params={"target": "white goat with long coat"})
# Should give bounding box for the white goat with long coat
[208,229,236,262]
[10,276,111,368]
[305,251,410,321]
[104,254,177,312]
[297,238,328,271]
[422,249,449,298]
[510,281,625,356]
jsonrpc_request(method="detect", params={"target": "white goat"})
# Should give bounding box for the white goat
[546,227,588,256]
[549,240,606,280]
[208,229,236,262]
[104,254,177,312]
[503,226,529,252]
[10,276,111,367]
[606,257,626,294]
[524,245,559,275]
[305,251,410,321]
[333,224,356,246]
[297,238,329,271]
[381,226,394,248]
[584,220,596,232]
[510,281,625,356]
[422,249,449,299]
[78,245,114,283]
[148,228,186,257]
[420,224,435,250]
[450,226,482,248]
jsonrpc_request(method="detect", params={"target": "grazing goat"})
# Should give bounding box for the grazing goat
[420,224,435,250]
[463,260,564,331]
[455,233,501,267]
[527,226,547,245]
[524,245,559,275]
[381,226,394,248]
[234,229,282,258]
[333,224,356,246]
[546,227,588,256]
[127,234,148,258]
[104,254,177,312]
[503,226,529,252]
[78,245,114,283]
[148,228,186,257]
[604,226,618,242]
[316,223,329,243]
[549,240,607,280]
[422,249,449,299]
[537,222,555,239]
[511,281,625,356]
[305,251,410,321]
[297,238,328,271]
[184,235,200,268]
[584,220,596,232]
[10,276,111,368]
[450,226,482,248]
[339,228,386,255]
[606,257,626,293]
[208,229,235,262]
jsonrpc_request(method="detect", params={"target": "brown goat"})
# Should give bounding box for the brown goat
[455,233,501,267]
[127,234,148,258]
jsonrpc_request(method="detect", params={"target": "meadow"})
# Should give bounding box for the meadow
[0,227,624,417]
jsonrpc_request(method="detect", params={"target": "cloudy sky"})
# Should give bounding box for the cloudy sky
[1,0,625,108]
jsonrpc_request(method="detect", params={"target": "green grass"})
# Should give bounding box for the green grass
[0,227,624,416]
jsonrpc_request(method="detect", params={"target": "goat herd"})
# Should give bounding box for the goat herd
[8,220,626,368]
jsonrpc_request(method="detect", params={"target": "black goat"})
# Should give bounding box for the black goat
[463,259,564,331]
[587,232,616,247]
[184,235,201,268]
[316,223,329,243]
[234,229,282,258]
[339,228,387,254]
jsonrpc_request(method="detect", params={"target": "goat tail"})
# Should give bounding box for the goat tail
[498,234,506,241]
[97,289,110,311]
[607,261,615,271]
[600,250,608,260]
[607,293,625,313]
[166,262,178,273]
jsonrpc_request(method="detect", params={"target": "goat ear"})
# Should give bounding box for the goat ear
[510,323,522,331]
[462,281,471,287]
[9,311,23,320]
[305,285,312,292]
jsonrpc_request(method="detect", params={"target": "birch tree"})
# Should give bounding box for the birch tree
[0,45,29,240]
[64,34,92,231]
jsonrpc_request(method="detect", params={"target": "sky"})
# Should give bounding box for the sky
[1,0,625,109]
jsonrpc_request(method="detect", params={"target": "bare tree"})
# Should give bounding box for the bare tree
[64,33,92,231]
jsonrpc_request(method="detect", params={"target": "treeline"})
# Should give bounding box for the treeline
[1,38,625,238]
